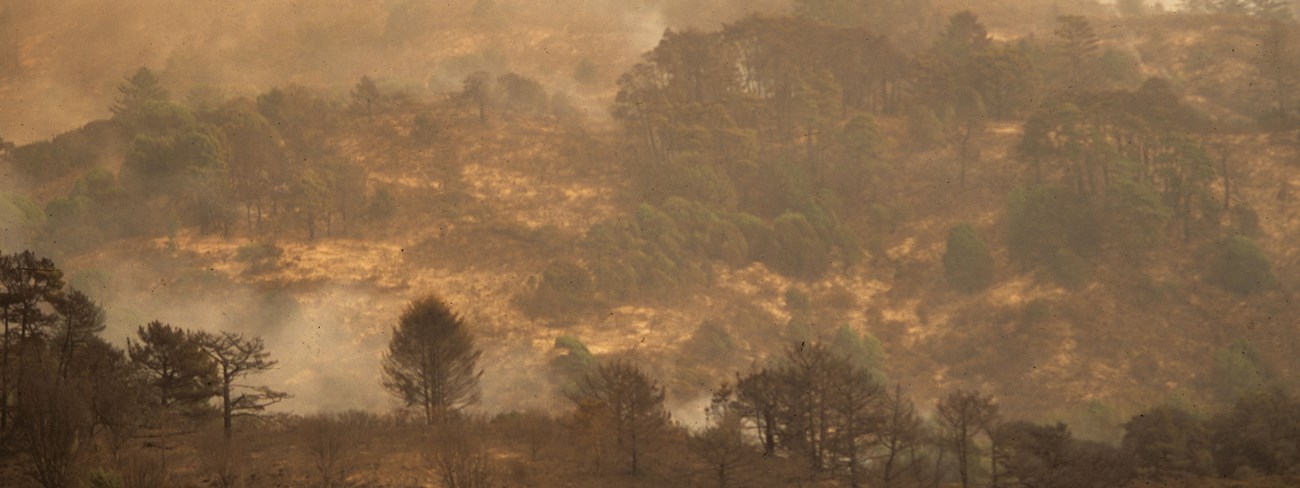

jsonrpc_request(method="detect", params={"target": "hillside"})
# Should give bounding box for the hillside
[3,2,1300,488]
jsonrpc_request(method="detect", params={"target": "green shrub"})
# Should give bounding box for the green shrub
[868,203,901,235]
[1210,338,1270,402]
[85,468,125,488]
[637,153,738,208]
[549,335,596,396]
[907,105,947,149]
[1230,205,1261,237]
[732,212,776,262]
[1210,236,1275,295]
[1104,176,1170,258]
[367,187,397,220]
[411,112,443,143]
[784,287,812,315]
[519,259,597,318]
[769,211,832,279]
[1050,248,1091,289]
[682,322,738,365]
[662,197,749,265]
[943,223,994,292]
[1007,185,1099,265]
[237,242,284,275]
[831,325,885,381]
[0,193,43,247]
[746,158,815,217]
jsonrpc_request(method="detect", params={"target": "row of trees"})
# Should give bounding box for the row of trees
[5,64,585,256]
[5,67,395,255]
[6,264,1291,486]
[1179,0,1296,20]
[380,292,1300,487]
[0,250,284,488]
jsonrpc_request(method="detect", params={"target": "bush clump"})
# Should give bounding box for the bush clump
[943,223,994,292]
[1006,185,1099,265]
[1209,236,1275,295]
[1050,248,1091,289]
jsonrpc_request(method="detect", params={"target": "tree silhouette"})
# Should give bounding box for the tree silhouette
[351,76,381,121]
[50,288,105,379]
[688,412,763,488]
[199,331,288,442]
[0,251,65,429]
[873,385,922,488]
[1053,16,1101,92]
[571,360,670,476]
[462,71,494,125]
[1123,405,1213,479]
[381,295,483,425]
[14,365,89,488]
[936,389,999,488]
[127,321,217,412]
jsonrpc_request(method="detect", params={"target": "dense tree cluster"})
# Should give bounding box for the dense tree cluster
[0,251,283,488]
[5,68,388,254]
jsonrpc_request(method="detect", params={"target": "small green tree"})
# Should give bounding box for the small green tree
[830,325,885,382]
[944,223,994,292]
[1210,338,1271,402]
[351,76,381,121]
[1006,185,1098,265]
[1210,236,1275,295]
[111,67,170,127]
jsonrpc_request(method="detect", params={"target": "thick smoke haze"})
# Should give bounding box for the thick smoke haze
[0,0,791,145]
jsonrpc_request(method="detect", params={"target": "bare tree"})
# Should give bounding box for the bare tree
[462,71,494,125]
[572,360,670,476]
[197,429,246,488]
[936,389,999,488]
[825,359,884,488]
[429,421,494,488]
[303,414,357,488]
[688,412,764,488]
[14,366,90,488]
[381,295,483,425]
[198,331,288,442]
[873,384,923,488]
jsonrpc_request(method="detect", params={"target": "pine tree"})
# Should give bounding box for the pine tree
[381,295,483,425]
[110,67,170,123]
[127,321,217,411]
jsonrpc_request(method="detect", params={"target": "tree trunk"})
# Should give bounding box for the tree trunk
[1,309,9,430]
[958,423,970,488]
[223,383,233,442]
[630,425,639,476]
[59,317,74,379]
